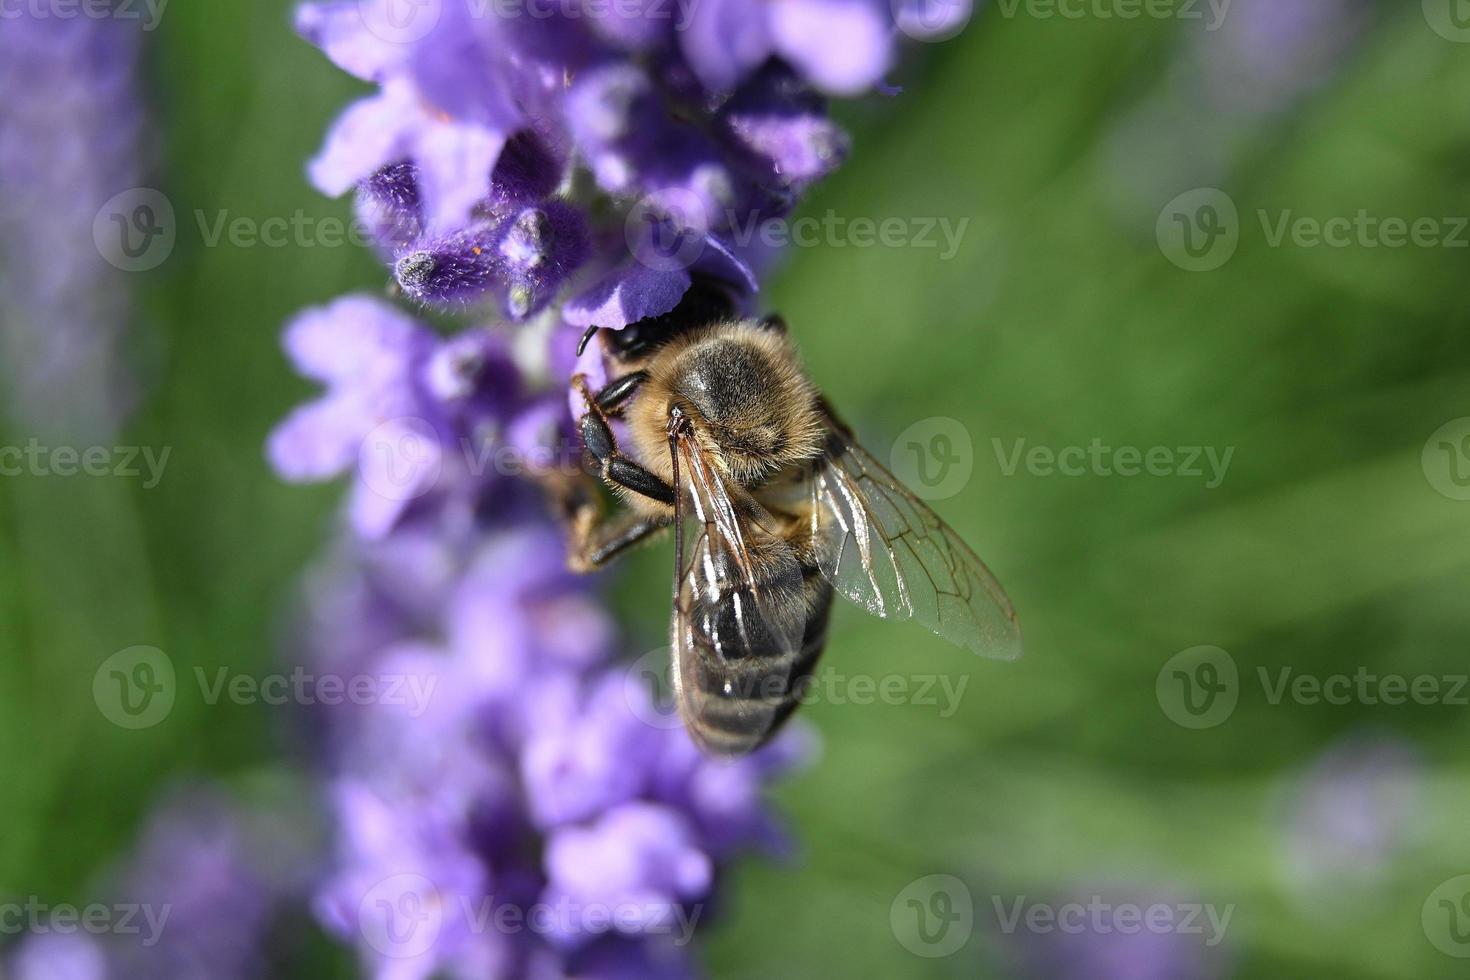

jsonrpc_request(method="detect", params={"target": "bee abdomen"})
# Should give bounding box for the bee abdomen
[681,567,833,755]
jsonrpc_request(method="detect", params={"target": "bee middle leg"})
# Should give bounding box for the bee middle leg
[570,507,670,572]
[532,463,670,572]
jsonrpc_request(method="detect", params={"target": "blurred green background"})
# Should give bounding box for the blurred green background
[4,2,1470,977]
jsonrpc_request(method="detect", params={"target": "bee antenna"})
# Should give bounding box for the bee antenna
[576,324,600,358]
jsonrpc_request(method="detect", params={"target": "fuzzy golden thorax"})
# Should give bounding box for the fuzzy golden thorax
[628,321,827,488]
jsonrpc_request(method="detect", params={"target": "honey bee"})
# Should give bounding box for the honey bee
[558,281,1021,755]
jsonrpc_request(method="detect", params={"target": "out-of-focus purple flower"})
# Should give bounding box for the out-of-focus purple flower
[103,785,313,980]
[8,934,108,980]
[294,472,808,978]
[0,785,312,980]
[0,12,146,438]
[1195,0,1370,117]
[267,295,539,538]
[680,0,897,96]
[1277,734,1424,918]
[1100,0,1369,227]
[542,803,713,946]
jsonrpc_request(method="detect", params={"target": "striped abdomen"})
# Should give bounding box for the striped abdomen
[674,557,833,756]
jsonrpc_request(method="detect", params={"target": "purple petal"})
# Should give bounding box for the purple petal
[678,0,773,94]
[543,803,712,941]
[722,70,850,190]
[308,81,420,197]
[568,328,611,419]
[581,2,675,51]
[769,0,894,96]
[488,130,567,217]
[295,1,411,82]
[9,934,107,980]
[522,699,643,827]
[349,415,446,538]
[356,161,424,254]
[281,294,425,384]
[727,111,849,187]
[413,121,506,235]
[267,393,366,482]
[692,234,759,293]
[563,264,691,331]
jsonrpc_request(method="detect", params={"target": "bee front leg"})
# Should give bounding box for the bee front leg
[573,375,677,506]
[578,409,677,505]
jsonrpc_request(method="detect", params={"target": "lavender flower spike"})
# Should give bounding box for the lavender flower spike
[278,0,969,973]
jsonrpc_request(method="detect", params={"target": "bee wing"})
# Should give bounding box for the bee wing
[810,423,1022,661]
[670,431,807,753]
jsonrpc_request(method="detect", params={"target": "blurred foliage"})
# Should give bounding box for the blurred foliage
[3,3,1469,979]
